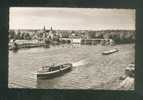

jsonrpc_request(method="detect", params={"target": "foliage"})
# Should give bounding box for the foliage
[9,30,16,40]
[9,30,135,44]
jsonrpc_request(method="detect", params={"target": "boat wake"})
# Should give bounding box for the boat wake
[29,60,88,80]
[72,59,88,67]
[26,72,37,80]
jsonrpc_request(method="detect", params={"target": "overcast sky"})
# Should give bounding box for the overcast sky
[9,7,135,30]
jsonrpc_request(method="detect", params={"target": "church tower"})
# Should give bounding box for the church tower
[49,26,54,39]
[42,26,47,39]
[50,26,53,31]
[43,26,46,31]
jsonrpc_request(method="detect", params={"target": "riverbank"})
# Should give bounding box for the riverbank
[9,40,50,50]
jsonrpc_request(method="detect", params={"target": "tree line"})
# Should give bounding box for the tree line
[9,30,32,40]
[9,30,135,44]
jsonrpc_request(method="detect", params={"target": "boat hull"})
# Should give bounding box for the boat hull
[102,49,119,55]
[37,63,72,79]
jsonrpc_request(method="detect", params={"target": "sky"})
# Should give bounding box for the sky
[9,7,135,30]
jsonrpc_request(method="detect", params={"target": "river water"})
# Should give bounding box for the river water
[8,44,134,89]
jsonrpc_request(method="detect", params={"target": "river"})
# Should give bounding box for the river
[8,44,135,89]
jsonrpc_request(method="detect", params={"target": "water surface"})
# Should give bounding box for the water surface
[9,44,134,89]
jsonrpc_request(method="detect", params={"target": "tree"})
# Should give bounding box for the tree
[9,30,16,39]
[16,31,22,39]
[23,33,31,40]
[88,32,96,39]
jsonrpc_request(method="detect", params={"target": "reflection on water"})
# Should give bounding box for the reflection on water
[9,44,134,89]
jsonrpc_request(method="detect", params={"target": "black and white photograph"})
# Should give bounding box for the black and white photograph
[8,7,135,90]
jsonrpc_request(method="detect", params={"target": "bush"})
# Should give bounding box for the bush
[102,30,135,44]
[9,30,17,40]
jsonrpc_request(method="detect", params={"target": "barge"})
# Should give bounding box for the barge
[102,49,119,55]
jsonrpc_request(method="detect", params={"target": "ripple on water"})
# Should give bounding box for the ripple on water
[9,44,135,89]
